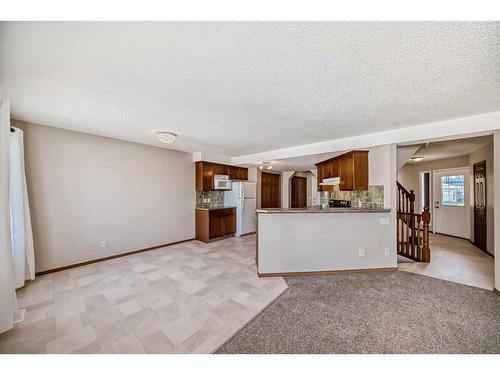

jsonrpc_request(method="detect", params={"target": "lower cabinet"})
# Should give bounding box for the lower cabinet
[195,208,236,242]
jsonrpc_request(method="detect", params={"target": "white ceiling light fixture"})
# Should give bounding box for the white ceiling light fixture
[156,131,177,144]
[411,155,424,162]
[259,162,273,170]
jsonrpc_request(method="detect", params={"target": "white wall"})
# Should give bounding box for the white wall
[192,151,231,164]
[469,143,494,255]
[16,120,195,272]
[494,130,500,292]
[258,211,396,274]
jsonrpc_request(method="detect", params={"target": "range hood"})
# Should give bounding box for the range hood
[319,177,340,186]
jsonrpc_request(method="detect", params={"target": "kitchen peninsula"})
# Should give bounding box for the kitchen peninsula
[256,206,396,276]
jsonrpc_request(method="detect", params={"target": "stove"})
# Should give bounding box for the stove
[329,199,351,208]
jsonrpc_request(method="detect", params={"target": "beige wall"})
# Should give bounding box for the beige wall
[398,155,470,211]
[469,143,494,255]
[15,120,195,272]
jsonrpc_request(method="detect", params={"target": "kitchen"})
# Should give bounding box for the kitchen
[256,146,397,276]
[194,145,397,276]
[194,161,256,242]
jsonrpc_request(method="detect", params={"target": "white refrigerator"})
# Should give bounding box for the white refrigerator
[224,181,257,236]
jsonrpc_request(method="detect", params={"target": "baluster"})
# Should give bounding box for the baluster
[422,208,431,262]
[404,213,408,256]
[397,214,400,254]
[409,190,415,215]
[417,215,422,260]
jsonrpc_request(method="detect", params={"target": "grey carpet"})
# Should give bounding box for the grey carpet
[216,271,500,354]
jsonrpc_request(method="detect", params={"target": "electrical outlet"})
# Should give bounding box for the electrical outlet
[384,248,390,256]
[100,240,107,248]
[380,217,390,225]
[358,248,366,257]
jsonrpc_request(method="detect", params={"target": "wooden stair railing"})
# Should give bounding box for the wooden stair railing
[397,208,430,262]
[397,181,415,215]
[396,181,430,262]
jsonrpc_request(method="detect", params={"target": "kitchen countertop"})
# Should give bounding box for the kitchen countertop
[256,206,391,214]
[195,206,237,211]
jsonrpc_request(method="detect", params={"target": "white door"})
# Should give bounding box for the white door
[433,168,470,239]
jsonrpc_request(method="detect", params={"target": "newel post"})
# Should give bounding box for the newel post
[421,207,431,262]
[409,190,415,214]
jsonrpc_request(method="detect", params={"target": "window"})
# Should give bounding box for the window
[441,175,465,206]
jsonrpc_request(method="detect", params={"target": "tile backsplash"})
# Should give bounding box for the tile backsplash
[319,185,384,208]
[196,191,225,207]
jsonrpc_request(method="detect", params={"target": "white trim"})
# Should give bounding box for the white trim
[432,167,471,239]
[231,111,500,164]
[494,130,500,291]
[433,166,470,173]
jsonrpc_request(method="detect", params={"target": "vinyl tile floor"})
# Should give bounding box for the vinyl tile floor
[0,234,288,353]
[398,233,494,290]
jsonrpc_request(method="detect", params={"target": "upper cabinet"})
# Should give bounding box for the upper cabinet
[315,150,369,191]
[195,161,248,191]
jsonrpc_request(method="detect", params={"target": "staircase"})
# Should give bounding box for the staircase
[397,182,431,262]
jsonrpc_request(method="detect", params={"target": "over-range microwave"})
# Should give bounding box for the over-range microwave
[214,174,232,190]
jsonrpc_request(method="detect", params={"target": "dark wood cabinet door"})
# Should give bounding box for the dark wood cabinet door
[261,172,281,208]
[324,162,332,179]
[315,150,368,192]
[291,176,307,208]
[339,154,354,190]
[473,160,487,252]
[208,211,224,239]
[238,167,248,180]
[223,209,236,235]
[352,151,369,190]
[203,163,214,191]
[213,164,228,175]
[331,159,340,178]
[196,162,248,190]
[228,166,239,180]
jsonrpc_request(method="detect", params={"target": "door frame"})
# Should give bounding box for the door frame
[432,166,471,239]
[290,175,307,208]
[473,160,487,252]
[261,171,282,208]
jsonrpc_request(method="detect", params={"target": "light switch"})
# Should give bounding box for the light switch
[358,248,366,257]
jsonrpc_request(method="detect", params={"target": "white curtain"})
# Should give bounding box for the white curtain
[10,126,35,288]
[0,97,18,333]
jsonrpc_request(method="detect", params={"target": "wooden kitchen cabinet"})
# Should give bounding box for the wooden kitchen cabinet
[195,161,248,191]
[315,150,368,191]
[238,167,248,180]
[195,207,237,242]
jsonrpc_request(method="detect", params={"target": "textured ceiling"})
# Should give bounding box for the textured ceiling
[1,22,499,156]
[407,135,493,164]
[249,151,344,172]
